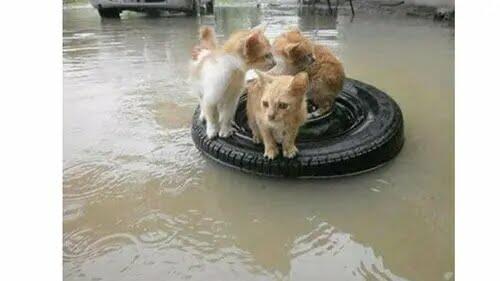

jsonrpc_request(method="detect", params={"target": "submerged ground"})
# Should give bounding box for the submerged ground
[63,3,454,281]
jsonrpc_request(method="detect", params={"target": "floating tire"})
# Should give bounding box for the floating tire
[191,78,405,178]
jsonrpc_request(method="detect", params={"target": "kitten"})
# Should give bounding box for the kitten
[267,28,315,75]
[269,28,345,116]
[190,25,276,139]
[246,71,309,159]
[307,43,345,115]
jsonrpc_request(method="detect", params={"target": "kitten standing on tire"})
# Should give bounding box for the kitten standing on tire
[189,26,276,139]
[246,71,309,159]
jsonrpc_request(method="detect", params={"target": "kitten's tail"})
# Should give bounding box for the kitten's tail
[199,26,217,50]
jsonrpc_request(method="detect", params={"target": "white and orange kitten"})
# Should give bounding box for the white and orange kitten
[190,25,276,139]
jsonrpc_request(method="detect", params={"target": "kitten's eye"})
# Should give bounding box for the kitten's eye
[278,102,288,110]
[262,101,269,108]
[264,53,273,59]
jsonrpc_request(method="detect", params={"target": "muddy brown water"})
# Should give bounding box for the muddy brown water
[63,4,454,281]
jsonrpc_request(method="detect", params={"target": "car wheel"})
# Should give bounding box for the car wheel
[98,8,121,19]
[146,10,161,17]
[186,0,198,17]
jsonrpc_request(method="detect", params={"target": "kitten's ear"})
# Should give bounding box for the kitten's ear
[289,72,309,96]
[244,32,261,56]
[251,23,267,34]
[284,42,300,56]
[255,70,274,85]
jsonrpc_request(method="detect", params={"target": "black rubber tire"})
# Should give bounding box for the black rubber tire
[191,78,405,178]
[98,8,121,19]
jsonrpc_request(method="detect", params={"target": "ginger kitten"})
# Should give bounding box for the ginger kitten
[268,28,315,75]
[190,25,276,139]
[246,71,309,159]
[307,43,345,115]
[270,28,345,116]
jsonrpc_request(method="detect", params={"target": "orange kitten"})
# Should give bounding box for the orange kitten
[246,71,309,159]
[307,43,345,115]
[268,28,315,75]
[270,28,345,116]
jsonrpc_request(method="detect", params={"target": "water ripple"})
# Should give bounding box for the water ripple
[291,221,409,281]
[63,230,142,263]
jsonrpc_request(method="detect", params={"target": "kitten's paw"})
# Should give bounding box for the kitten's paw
[264,146,279,160]
[252,134,262,144]
[218,127,235,138]
[206,125,219,139]
[283,145,299,159]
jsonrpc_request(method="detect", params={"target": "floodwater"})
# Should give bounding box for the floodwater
[63,3,454,281]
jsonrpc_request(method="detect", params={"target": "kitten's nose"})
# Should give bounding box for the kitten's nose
[268,114,275,121]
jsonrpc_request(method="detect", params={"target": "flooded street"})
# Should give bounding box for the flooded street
[63,3,453,281]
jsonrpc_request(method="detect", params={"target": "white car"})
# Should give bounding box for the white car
[89,0,214,18]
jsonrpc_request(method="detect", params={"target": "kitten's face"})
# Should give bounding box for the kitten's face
[274,29,315,71]
[243,30,276,71]
[284,42,315,70]
[257,72,309,123]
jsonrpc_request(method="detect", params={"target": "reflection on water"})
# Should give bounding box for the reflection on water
[64,4,453,281]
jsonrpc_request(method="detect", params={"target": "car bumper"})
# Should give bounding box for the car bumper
[89,0,194,10]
